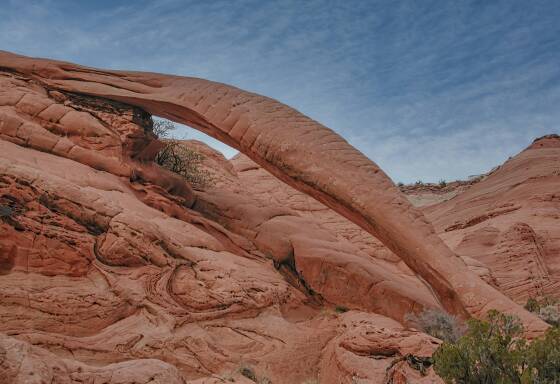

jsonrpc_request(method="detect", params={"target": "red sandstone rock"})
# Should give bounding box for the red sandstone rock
[0,51,555,383]
[423,135,560,304]
[0,50,543,330]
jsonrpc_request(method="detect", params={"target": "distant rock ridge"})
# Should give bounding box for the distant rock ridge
[529,133,560,149]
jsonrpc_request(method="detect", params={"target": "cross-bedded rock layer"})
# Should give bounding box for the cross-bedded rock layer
[0,51,554,383]
[0,61,443,383]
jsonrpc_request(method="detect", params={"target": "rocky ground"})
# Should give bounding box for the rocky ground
[0,52,557,383]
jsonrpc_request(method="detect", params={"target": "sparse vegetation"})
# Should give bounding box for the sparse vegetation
[151,118,213,189]
[335,305,349,313]
[0,201,24,230]
[539,305,560,327]
[239,365,257,381]
[525,296,560,326]
[415,180,424,186]
[397,181,404,187]
[525,297,540,313]
[238,365,271,383]
[406,308,465,343]
[433,310,560,384]
[151,119,176,138]
[439,179,447,187]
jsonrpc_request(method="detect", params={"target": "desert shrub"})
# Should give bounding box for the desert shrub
[397,181,404,187]
[155,139,212,189]
[238,365,272,383]
[152,119,213,189]
[151,119,175,138]
[525,297,540,313]
[524,296,560,326]
[335,305,349,313]
[439,179,447,187]
[415,180,424,186]
[406,309,465,343]
[433,310,560,384]
[539,305,560,327]
[239,365,257,381]
[527,327,560,383]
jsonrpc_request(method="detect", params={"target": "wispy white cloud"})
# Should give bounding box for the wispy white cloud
[1,0,558,182]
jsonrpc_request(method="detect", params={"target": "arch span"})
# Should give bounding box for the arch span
[0,50,545,333]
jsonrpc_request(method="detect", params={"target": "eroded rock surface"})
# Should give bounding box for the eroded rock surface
[0,50,544,330]
[424,134,560,304]
[0,65,446,383]
[0,51,554,383]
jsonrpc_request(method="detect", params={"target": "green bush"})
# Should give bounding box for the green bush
[528,327,560,383]
[433,310,560,383]
[524,297,540,313]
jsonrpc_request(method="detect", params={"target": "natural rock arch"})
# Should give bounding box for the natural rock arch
[0,50,545,333]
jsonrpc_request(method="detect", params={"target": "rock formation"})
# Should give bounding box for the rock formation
[424,134,560,303]
[0,50,554,383]
[0,51,544,327]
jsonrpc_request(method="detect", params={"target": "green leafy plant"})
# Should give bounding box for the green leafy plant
[524,297,540,313]
[527,327,560,383]
[433,310,560,383]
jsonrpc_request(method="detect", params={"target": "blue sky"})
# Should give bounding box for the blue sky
[1,0,559,183]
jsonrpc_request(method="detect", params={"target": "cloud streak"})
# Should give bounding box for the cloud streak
[1,0,559,182]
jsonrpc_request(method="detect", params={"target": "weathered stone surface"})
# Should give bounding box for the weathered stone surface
[0,51,543,331]
[319,312,443,384]
[424,134,560,304]
[0,51,555,383]
[194,151,441,322]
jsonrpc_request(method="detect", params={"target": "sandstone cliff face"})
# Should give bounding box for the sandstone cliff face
[0,59,444,383]
[0,51,554,383]
[424,135,560,303]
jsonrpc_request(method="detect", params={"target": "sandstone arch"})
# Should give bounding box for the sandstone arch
[0,50,545,333]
